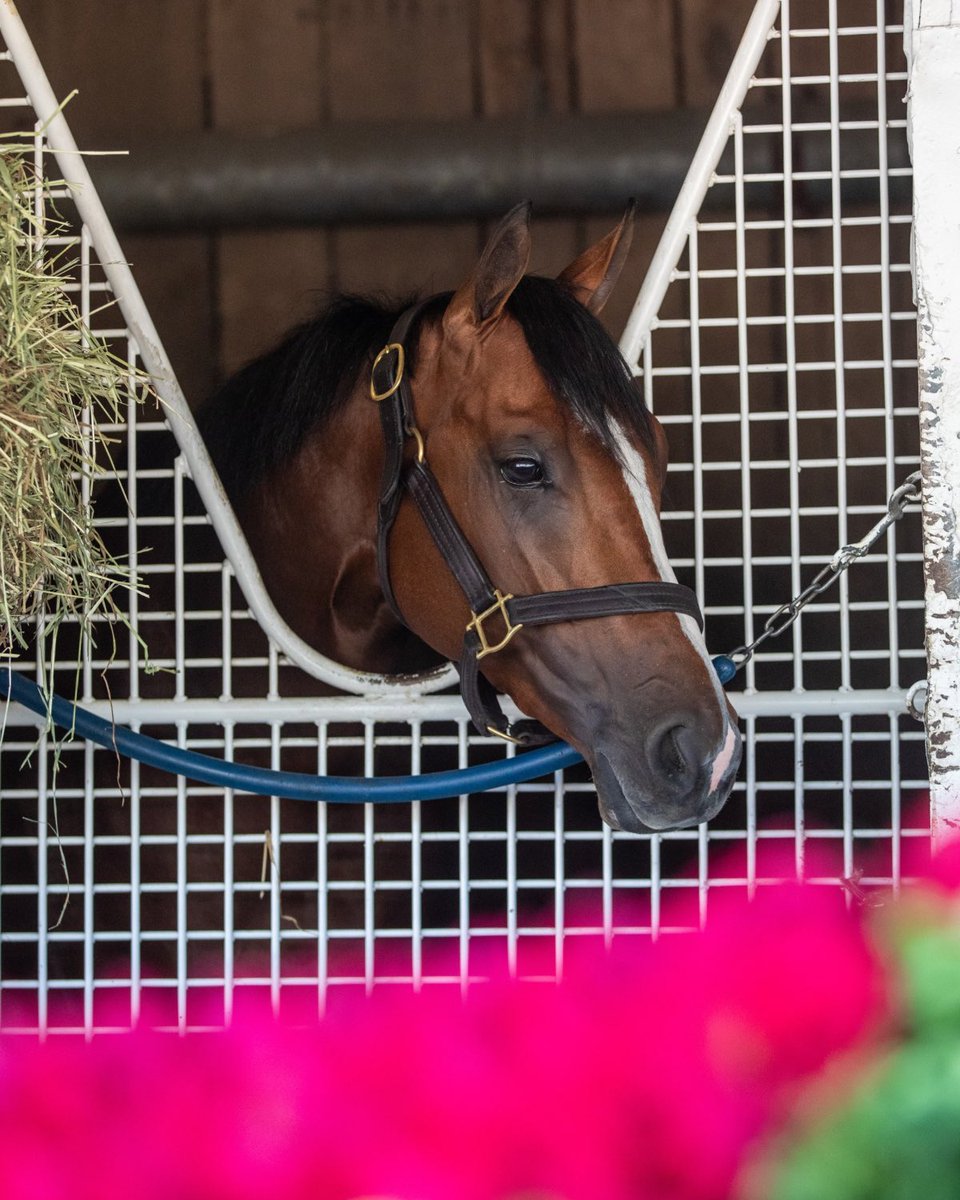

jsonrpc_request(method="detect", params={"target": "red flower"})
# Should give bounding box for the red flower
[0,868,889,1200]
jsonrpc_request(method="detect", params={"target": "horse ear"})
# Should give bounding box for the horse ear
[443,201,532,340]
[557,200,636,314]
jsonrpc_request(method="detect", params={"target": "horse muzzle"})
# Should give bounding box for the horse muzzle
[588,720,742,833]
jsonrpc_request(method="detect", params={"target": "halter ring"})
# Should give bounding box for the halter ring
[407,423,426,463]
[370,343,405,401]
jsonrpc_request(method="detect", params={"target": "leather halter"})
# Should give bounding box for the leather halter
[371,300,705,746]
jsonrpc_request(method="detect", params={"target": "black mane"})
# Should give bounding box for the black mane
[199,276,655,507]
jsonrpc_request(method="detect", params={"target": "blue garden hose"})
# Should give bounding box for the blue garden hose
[1,659,734,803]
[1,668,582,803]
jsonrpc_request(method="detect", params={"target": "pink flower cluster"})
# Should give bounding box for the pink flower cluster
[0,876,888,1200]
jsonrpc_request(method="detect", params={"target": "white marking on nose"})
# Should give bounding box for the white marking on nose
[709,724,738,794]
[610,419,729,719]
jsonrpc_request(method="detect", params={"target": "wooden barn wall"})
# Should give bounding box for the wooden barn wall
[12,0,763,408]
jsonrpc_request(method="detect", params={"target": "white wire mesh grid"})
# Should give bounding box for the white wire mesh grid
[0,0,929,1035]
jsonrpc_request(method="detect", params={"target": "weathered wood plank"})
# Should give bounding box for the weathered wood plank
[326,0,475,121]
[573,0,677,112]
[208,0,330,376]
[217,228,333,376]
[327,0,476,302]
[477,0,579,284]
[16,0,206,140]
[208,0,324,129]
[332,222,478,298]
[122,234,217,405]
[478,0,573,116]
[573,0,678,340]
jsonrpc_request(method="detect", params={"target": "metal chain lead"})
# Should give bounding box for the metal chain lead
[725,470,922,672]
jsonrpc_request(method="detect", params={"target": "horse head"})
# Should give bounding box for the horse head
[210,203,741,832]
[385,204,742,832]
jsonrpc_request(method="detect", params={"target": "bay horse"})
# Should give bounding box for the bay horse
[200,204,741,833]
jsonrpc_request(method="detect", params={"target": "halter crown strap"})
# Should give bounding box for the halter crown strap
[371,301,705,746]
[373,302,431,622]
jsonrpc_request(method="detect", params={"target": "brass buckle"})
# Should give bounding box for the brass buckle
[370,343,405,401]
[467,589,523,660]
[486,724,524,745]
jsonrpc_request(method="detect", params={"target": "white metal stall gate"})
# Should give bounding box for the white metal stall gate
[0,0,932,1034]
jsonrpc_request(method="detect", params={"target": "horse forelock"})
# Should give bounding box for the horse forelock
[199,276,655,507]
[501,275,657,465]
[393,278,660,468]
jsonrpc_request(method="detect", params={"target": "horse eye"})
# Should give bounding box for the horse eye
[499,455,545,488]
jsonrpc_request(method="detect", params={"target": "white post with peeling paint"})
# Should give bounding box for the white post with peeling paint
[907,0,960,841]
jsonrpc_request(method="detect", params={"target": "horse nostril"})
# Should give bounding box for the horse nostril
[654,724,699,784]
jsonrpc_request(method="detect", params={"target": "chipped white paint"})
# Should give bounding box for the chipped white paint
[908,1,960,840]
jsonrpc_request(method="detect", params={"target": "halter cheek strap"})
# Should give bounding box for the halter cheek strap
[372,303,425,624]
[371,301,705,747]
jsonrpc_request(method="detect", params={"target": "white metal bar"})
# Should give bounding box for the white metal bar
[506,761,518,978]
[889,713,903,891]
[553,769,564,980]
[688,226,706,606]
[222,724,235,1025]
[410,721,423,989]
[649,834,661,940]
[457,722,469,995]
[734,113,757,690]
[126,342,141,703]
[842,712,854,882]
[779,3,809,886]
[79,227,93,705]
[0,688,916,727]
[36,729,48,1037]
[779,0,804,692]
[83,740,94,1036]
[175,720,187,1031]
[316,724,328,1015]
[828,0,853,693]
[697,820,709,929]
[876,0,901,693]
[745,712,757,896]
[793,715,805,881]
[174,459,186,706]
[129,745,141,1026]
[220,565,232,702]
[269,731,281,1016]
[363,724,375,993]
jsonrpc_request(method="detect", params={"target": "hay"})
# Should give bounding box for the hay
[0,140,146,664]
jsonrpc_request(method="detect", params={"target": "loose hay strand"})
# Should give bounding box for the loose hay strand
[0,139,148,678]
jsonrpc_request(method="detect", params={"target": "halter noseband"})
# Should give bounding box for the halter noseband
[371,300,704,747]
